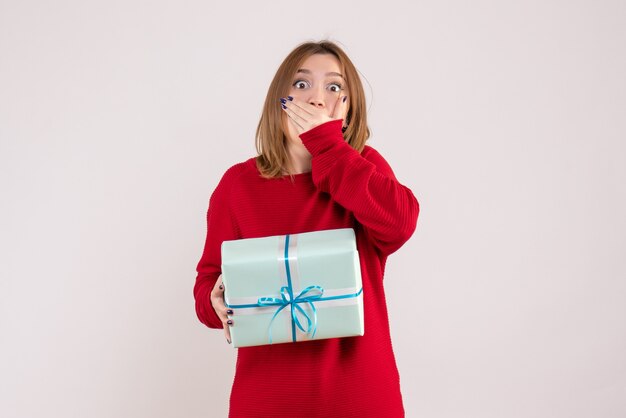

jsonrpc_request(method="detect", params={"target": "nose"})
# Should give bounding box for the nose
[308,86,326,108]
[309,99,324,108]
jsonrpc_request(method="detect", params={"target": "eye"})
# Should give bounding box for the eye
[293,80,309,89]
[329,82,344,93]
[292,79,345,93]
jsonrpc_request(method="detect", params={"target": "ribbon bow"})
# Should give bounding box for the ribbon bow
[258,285,324,344]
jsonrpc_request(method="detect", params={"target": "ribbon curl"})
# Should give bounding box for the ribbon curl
[258,285,324,344]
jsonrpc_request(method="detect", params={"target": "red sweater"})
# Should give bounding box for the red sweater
[194,119,419,418]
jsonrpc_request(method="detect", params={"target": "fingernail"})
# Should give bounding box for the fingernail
[219,284,223,290]
[342,96,347,103]
[279,98,286,104]
[226,338,231,344]
[227,319,233,325]
[226,309,233,315]
[287,96,293,101]
[281,104,287,109]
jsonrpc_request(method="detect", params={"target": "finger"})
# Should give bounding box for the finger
[211,277,225,300]
[210,275,234,325]
[332,94,348,120]
[284,96,315,117]
[282,100,309,125]
[210,291,228,320]
[331,94,343,119]
[212,293,234,319]
[285,109,305,131]
[224,326,232,344]
[282,103,305,133]
[224,308,233,344]
[212,294,235,331]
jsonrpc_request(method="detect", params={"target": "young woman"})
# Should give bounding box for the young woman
[194,40,420,418]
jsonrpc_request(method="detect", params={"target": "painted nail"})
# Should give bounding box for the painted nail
[219,284,223,290]
[226,309,233,315]
[227,319,233,325]
[281,104,287,109]
[342,96,347,103]
[287,96,293,101]
[279,98,286,104]
[226,338,231,344]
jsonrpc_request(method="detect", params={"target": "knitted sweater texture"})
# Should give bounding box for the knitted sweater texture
[194,119,419,418]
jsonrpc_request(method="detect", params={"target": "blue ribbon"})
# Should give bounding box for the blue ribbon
[226,233,363,344]
[258,285,324,344]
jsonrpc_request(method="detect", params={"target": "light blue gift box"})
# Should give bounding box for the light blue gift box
[221,228,364,348]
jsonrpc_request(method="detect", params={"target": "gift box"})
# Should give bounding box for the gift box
[221,228,364,348]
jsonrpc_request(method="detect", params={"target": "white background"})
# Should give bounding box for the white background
[1,1,625,417]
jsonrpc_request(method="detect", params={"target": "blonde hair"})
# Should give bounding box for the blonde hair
[254,40,370,181]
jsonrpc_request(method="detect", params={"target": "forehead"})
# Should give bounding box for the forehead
[296,54,343,78]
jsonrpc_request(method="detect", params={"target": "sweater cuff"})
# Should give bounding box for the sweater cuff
[299,119,345,157]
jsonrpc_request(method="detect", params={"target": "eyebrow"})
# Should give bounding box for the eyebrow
[295,69,345,81]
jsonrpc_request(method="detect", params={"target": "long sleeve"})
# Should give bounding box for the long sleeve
[299,119,419,256]
[192,149,410,416]
[193,167,241,329]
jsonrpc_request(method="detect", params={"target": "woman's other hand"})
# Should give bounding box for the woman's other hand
[210,274,233,344]
[281,94,348,137]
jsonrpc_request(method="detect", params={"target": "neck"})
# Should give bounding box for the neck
[284,141,312,175]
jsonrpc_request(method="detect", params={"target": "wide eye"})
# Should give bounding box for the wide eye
[329,83,343,93]
[293,80,309,89]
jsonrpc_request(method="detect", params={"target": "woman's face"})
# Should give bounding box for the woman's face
[282,53,349,142]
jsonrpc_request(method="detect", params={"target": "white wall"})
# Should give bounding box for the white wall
[1,0,625,417]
